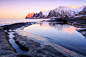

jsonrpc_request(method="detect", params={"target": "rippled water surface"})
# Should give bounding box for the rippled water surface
[24,22,86,56]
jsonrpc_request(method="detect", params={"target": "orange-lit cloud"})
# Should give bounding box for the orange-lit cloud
[62,26,77,34]
[41,10,50,11]
[65,5,81,8]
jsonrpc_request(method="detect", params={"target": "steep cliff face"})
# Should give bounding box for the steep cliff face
[74,6,86,19]
[25,6,86,19]
[79,6,86,15]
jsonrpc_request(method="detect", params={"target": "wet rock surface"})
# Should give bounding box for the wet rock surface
[1,22,33,31]
[0,27,16,57]
[76,28,86,38]
[13,33,66,57]
[0,23,34,57]
[28,45,66,57]
[13,33,41,52]
[67,20,86,28]
[0,26,34,57]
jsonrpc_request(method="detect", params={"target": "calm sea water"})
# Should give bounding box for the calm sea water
[24,22,86,56]
[0,19,49,26]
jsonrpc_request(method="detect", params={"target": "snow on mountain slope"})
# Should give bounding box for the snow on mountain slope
[49,6,85,17]
[42,11,50,17]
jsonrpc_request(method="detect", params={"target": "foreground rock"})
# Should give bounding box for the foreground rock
[1,22,33,30]
[0,27,16,57]
[0,27,31,57]
[76,28,86,38]
[13,33,41,52]
[13,33,66,57]
[0,22,66,57]
[28,45,66,57]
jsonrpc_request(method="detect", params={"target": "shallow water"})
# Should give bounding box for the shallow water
[0,19,49,54]
[24,22,86,56]
[9,32,27,54]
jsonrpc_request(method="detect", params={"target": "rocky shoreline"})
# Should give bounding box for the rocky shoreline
[0,27,30,57]
[0,22,86,57]
[67,19,86,38]
[0,22,66,57]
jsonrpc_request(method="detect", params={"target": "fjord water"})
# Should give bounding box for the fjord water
[24,22,86,56]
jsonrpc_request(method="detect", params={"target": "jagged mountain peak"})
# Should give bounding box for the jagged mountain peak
[78,6,86,15]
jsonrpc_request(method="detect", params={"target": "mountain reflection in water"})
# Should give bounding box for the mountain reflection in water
[24,22,86,56]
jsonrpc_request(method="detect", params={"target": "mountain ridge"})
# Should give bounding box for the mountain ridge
[25,6,86,19]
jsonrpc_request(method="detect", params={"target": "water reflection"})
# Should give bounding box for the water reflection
[24,22,86,56]
[40,22,77,34]
[62,27,77,34]
[40,22,50,28]
[49,23,64,30]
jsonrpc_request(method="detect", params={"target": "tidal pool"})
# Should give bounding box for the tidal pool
[9,32,27,54]
[24,22,86,56]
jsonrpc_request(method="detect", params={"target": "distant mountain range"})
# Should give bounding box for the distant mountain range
[25,6,86,19]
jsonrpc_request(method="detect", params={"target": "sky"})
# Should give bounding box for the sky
[0,0,86,19]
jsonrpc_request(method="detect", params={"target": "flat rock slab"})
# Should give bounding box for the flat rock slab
[13,33,66,57]
[13,33,41,51]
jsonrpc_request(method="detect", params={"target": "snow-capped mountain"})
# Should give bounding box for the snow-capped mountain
[74,6,86,18]
[47,6,84,18]
[28,11,50,18]
[25,6,86,19]
[32,12,45,18]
